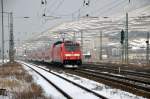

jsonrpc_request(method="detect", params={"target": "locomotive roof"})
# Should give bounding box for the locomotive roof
[53,41,63,45]
[53,40,78,46]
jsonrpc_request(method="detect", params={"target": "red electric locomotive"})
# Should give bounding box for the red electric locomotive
[51,40,82,67]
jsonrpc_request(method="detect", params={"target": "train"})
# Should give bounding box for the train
[27,40,82,67]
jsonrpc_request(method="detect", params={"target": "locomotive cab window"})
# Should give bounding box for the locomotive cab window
[64,42,80,51]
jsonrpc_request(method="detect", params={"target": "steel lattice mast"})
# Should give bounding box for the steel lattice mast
[1,0,4,63]
[9,12,14,62]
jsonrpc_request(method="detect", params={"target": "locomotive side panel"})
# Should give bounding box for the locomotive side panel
[52,42,62,63]
[27,40,82,67]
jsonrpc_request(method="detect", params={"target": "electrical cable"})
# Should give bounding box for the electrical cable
[105,1,128,16]
[90,0,123,15]
[37,0,150,39]
[50,0,65,15]
[45,0,60,15]
[96,0,127,16]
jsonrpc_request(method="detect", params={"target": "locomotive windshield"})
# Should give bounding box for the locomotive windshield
[64,42,80,51]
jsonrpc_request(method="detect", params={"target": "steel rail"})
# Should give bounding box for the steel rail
[82,67,150,85]
[28,62,108,99]
[22,63,73,99]
[82,64,150,78]
[76,69,150,93]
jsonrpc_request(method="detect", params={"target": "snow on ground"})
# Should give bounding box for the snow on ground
[85,69,125,77]
[21,62,100,99]
[0,59,9,65]
[21,62,146,99]
[23,65,66,99]
[53,71,146,99]
[0,96,9,99]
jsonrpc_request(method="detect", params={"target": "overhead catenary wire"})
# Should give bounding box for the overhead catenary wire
[25,0,150,43]
[44,0,59,15]
[44,0,87,20]
[49,0,65,15]
[96,0,127,16]
[105,1,128,16]
[38,0,61,26]
[90,0,125,16]
[38,0,85,28]
[20,0,150,65]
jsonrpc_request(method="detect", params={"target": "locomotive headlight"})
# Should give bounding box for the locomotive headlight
[65,54,71,56]
[74,54,80,56]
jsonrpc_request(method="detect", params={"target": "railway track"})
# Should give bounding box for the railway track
[21,62,108,99]
[22,62,72,99]
[82,64,150,79]
[26,61,150,98]
[73,68,150,98]
[81,65,150,87]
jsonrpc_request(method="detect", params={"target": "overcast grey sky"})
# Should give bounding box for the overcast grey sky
[0,0,150,54]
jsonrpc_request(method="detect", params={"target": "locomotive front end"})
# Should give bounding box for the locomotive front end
[63,41,82,66]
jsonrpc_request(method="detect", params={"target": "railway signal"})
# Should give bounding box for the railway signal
[120,29,125,44]
[146,32,149,65]
[120,29,125,64]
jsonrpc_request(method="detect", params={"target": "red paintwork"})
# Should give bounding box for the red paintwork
[51,41,82,65]
[27,40,82,65]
